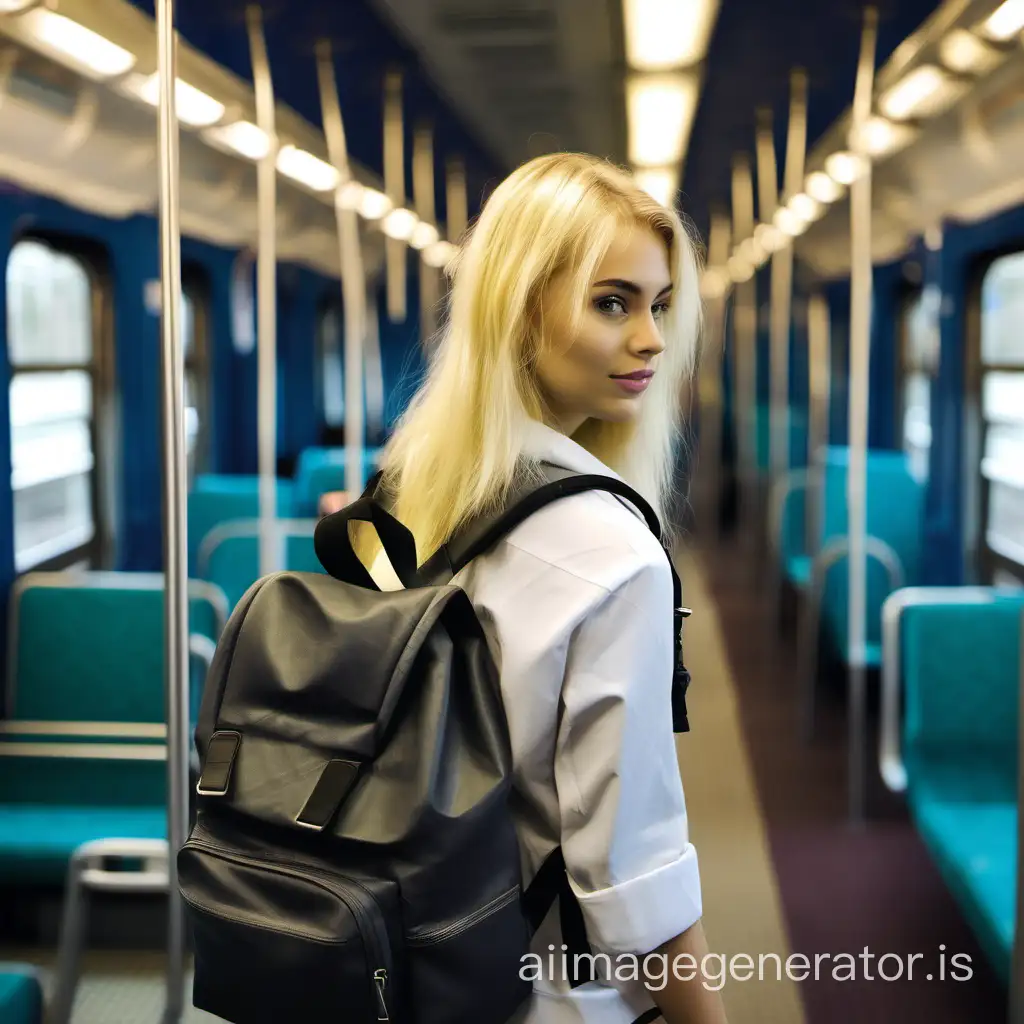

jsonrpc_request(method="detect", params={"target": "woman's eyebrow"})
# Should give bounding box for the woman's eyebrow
[593,278,674,298]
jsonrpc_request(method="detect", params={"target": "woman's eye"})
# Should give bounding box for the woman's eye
[596,296,627,316]
[653,301,671,319]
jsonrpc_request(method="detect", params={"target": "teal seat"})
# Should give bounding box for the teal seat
[0,965,42,1024]
[188,476,294,575]
[786,555,812,589]
[291,447,383,517]
[900,595,1024,982]
[198,520,324,610]
[818,447,923,663]
[0,572,223,883]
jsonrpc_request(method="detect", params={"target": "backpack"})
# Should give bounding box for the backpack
[179,463,692,1024]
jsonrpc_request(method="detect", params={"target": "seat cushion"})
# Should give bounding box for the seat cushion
[0,805,166,883]
[912,793,1016,983]
[0,966,43,1024]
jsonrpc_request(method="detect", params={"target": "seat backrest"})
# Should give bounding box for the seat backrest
[818,447,924,650]
[1,571,225,806]
[198,520,323,610]
[902,594,1024,801]
[188,476,294,575]
[291,447,382,516]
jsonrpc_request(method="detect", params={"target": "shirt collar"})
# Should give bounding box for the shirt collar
[522,419,624,482]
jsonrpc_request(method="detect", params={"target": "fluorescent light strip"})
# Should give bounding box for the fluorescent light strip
[0,0,36,11]
[410,222,440,250]
[204,121,270,161]
[627,73,698,167]
[20,8,136,79]
[805,171,844,203]
[623,0,721,70]
[982,0,1024,41]
[122,73,225,127]
[939,29,1001,74]
[825,151,868,185]
[276,145,339,192]
[382,207,418,241]
[878,64,954,120]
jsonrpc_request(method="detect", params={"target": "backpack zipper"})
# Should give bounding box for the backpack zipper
[184,838,392,1018]
[406,884,520,947]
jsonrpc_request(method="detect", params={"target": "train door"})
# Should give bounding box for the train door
[898,285,934,483]
[316,296,344,446]
[6,236,113,572]
[974,250,1024,586]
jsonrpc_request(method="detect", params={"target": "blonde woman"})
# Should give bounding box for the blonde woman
[360,153,727,1024]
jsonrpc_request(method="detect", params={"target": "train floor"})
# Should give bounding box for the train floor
[0,540,1009,1023]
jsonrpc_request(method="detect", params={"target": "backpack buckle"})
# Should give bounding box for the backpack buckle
[196,731,241,797]
[295,759,362,831]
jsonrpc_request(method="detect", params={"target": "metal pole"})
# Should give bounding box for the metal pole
[847,6,877,825]
[384,69,406,324]
[247,5,278,577]
[316,40,368,498]
[155,0,187,1018]
[770,71,807,487]
[699,211,730,538]
[807,291,831,552]
[731,154,756,541]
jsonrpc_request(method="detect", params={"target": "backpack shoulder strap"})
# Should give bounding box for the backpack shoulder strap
[415,463,691,735]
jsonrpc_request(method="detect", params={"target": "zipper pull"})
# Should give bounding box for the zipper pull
[373,968,389,1021]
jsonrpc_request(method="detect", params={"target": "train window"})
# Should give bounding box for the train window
[979,251,1024,575]
[899,287,936,482]
[7,239,98,571]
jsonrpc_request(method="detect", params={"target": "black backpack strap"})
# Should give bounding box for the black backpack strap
[522,846,595,988]
[425,465,691,734]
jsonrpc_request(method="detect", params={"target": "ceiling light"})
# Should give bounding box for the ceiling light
[754,223,786,253]
[122,73,225,127]
[423,240,459,270]
[276,145,340,192]
[878,64,961,120]
[337,181,364,210]
[699,268,729,300]
[981,0,1024,41]
[410,222,440,250]
[849,115,917,157]
[356,187,392,220]
[381,207,418,241]
[939,29,1002,74]
[825,151,868,185]
[806,171,844,203]
[773,207,806,237]
[633,167,678,206]
[203,121,270,160]
[622,0,721,70]
[627,73,699,167]
[0,1,37,11]
[19,9,136,79]
[726,254,754,283]
[788,193,822,222]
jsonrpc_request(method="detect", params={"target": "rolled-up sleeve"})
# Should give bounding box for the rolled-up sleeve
[554,552,702,957]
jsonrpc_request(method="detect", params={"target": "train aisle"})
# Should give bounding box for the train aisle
[674,548,806,1024]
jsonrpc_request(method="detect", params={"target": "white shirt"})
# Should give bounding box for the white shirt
[370,420,702,1023]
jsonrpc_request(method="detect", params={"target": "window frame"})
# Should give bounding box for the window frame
[966,245,1024,584]
[6,232,114,574]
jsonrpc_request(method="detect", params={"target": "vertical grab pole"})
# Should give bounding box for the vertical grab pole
[847,6,877,824]
[317,41,367,498]
[384,69,407,325]
[699,211,730,538]
[247,5,278,576]
[806,291,831,554]
[731,154,756,542]
[154,0,187,1018]
[414,124,440,350]
[770,71,807,498]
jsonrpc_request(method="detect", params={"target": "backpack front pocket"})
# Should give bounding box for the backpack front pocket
[406,885,531,1024]
[180,839,399,1023]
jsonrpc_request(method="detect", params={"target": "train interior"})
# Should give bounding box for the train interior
[0,0,1022,1022]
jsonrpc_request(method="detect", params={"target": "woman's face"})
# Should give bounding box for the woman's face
[535,226,671,436]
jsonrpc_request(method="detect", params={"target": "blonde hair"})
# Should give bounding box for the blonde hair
[356,152,703,569]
